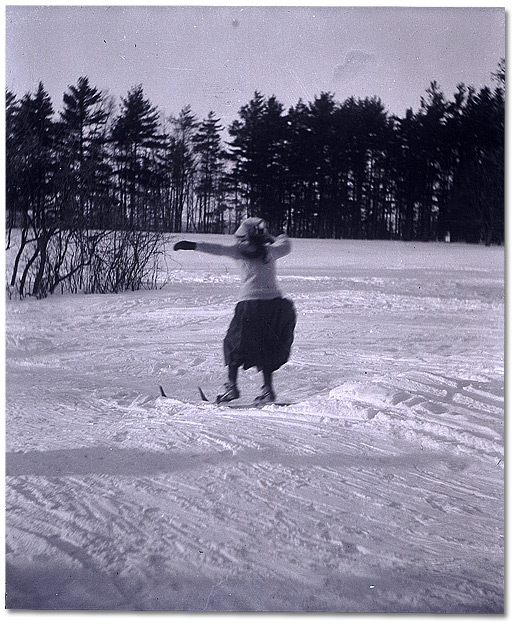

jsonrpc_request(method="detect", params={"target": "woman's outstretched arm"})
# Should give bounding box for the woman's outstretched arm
[174,240,241,259]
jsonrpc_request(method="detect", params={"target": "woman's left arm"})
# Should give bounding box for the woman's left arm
[270,233,292,259]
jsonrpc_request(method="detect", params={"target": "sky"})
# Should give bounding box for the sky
[4,2,505,131]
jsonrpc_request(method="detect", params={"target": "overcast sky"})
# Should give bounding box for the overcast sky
[5,3,505,129]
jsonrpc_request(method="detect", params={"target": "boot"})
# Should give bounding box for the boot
[216,382,240,404]
[253,385,276,406]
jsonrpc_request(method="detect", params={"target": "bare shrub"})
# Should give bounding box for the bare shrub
[6,227,166,299]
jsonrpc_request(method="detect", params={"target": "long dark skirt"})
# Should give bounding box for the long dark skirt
[224,298,296,372]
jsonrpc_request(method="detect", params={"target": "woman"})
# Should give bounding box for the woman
[174,217,296,405]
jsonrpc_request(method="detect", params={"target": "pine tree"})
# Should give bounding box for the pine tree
[260,96,288,233]
[459,84,504,243]
[111,84,167,229]
[392,109,421,240]
[306,93,337,238]
[285,100,314,236]
[355,98,392,239]
[9,82,59,296]
[58,76,111,228]
[334,96,391,239]
[14,83,57,226]
[166,106,198,232]
[6,90,21,233]
[228,91,288,232]
[193,111,226,232]
[228,91,267,216]
[416,82,450,241]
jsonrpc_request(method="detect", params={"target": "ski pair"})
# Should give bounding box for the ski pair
[198,386,286,408]
[159,385,292,408]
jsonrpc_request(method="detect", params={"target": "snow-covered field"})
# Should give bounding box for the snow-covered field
[5,236,504,612]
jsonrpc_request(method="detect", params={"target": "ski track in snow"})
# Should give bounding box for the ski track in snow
[5,239,504,611]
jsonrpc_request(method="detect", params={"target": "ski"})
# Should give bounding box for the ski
[159,385,294,407]
[215,402,294,409]
[198,386,293,408]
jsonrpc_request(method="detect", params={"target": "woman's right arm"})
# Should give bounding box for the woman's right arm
[174,240,240,259]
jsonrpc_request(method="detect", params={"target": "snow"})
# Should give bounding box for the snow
[5,237,504,612]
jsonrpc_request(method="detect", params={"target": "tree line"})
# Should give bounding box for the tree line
[5,62,504,297]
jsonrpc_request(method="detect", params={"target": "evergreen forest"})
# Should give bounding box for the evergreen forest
[5,62,505,297]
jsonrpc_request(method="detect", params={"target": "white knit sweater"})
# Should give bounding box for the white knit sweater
[195,234,292,301]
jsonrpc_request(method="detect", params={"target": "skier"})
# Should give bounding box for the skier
[174,217,296,405]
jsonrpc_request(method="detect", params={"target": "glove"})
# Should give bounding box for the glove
[174,240,196,251]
